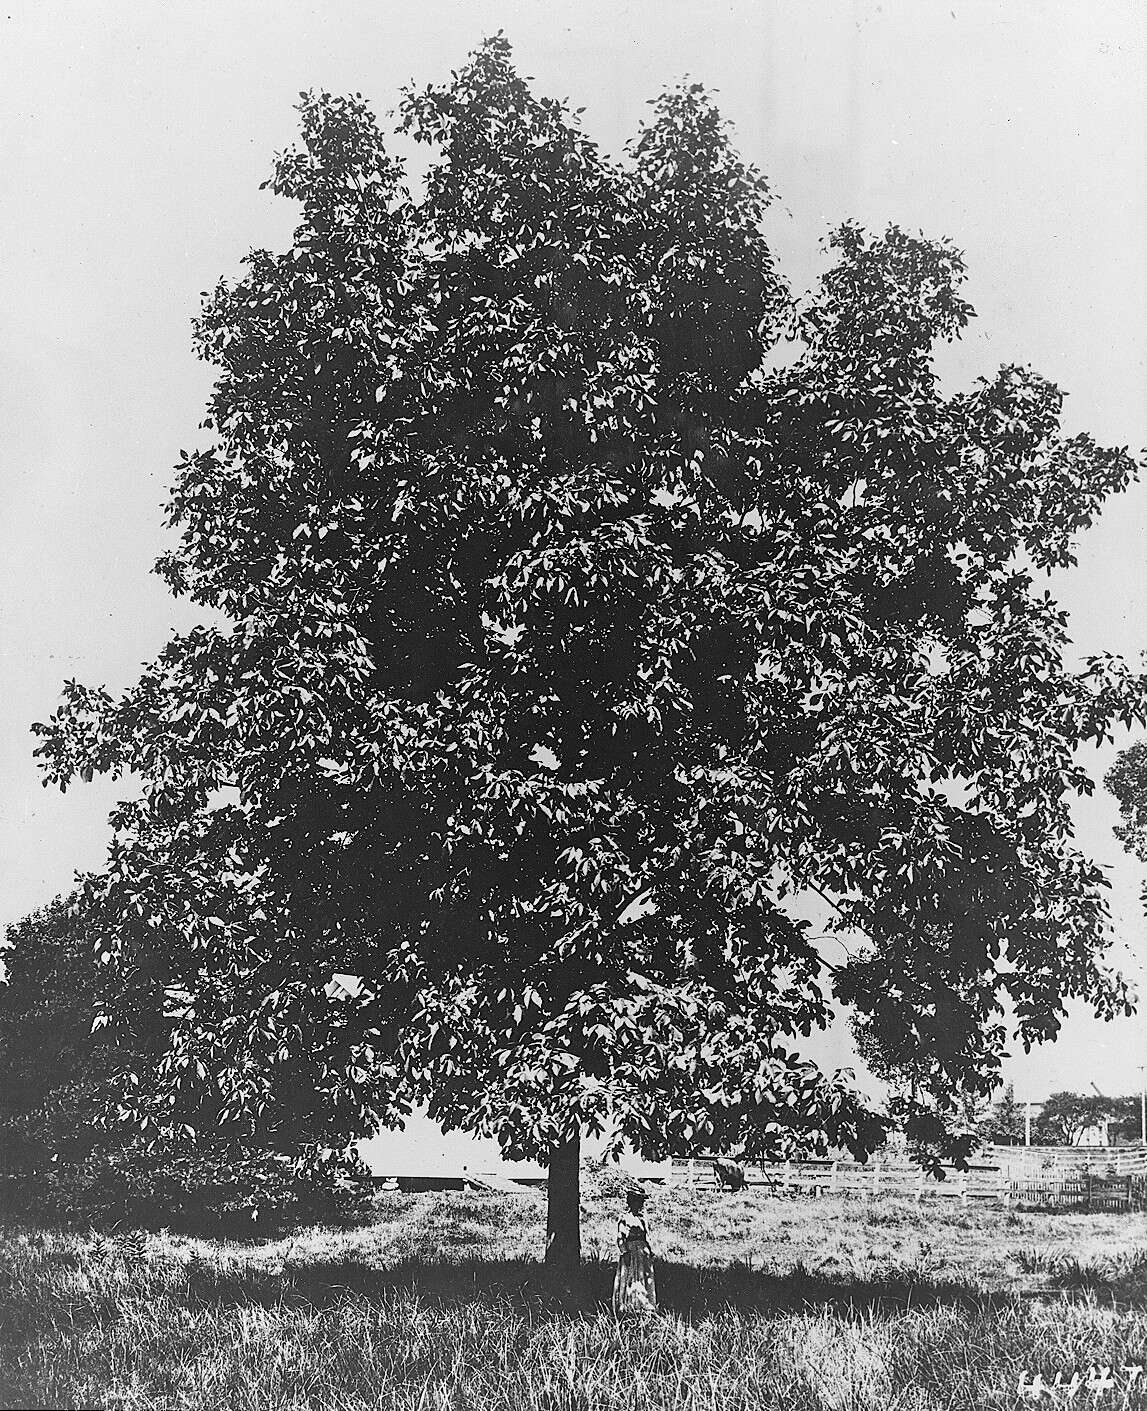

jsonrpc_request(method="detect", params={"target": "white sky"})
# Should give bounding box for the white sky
[2,1,1147,1149]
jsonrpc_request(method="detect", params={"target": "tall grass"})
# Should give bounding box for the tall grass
[4,1192,1147,1409]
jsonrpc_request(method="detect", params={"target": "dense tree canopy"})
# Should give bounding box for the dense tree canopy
[0,896,102,1175]
[1034,1091,1117,1147]
[34,38,1145,1262]
[0,898,368,1228]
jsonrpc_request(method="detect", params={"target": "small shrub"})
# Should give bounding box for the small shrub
[864,1204,912,1228]
[1015,1246,1061,1274]
[580,1158,637,1203]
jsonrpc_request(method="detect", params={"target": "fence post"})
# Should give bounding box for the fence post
[830,1160,838,1195]
[915,1168,924,1204]
[959,1171,967,1206]
[871,1162,881,1198]
[688,1158,695,1188]
[782,1159,792,1195]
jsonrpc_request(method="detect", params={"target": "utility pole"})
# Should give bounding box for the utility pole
[1025,1099,1031,1148]
[1139,1065,1145,1146]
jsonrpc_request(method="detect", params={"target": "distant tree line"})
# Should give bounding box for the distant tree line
[849,1054,1146,1151]
[980,1083,1145,1147]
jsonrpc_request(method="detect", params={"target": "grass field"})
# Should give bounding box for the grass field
[5,1181,1147,1409]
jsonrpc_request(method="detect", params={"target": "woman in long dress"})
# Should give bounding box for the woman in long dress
[613,1187,657,1317]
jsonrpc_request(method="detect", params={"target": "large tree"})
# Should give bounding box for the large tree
[35,38,1145,1271]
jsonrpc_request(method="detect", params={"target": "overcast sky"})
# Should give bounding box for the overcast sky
[2,0,1147,1145]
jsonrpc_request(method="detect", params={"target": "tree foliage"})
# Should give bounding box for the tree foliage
[0,898,368,1229]
[1108,1094,1146,1145]
[980,1082,1024,1146]
[1034,1090,1117,1147]
[33,38,1145,1209]
[1029,1090,1144,1147]
[0,897,106,1175]
[1106,742,1147,898]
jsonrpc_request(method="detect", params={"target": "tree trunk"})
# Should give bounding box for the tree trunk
[544,1130,581,1274]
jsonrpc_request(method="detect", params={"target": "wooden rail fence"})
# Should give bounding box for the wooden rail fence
[671,1152,1147,1211]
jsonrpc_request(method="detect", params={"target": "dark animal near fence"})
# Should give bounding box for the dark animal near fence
[712,1158,746,1192]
